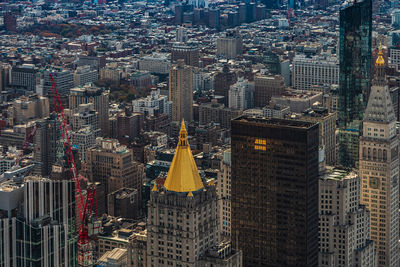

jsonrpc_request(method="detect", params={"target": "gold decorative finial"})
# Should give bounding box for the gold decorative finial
[208,180,215,186]
[163,120,204,193]
[152,183,158,191]
[187,191,194,197]
[376,43,385,67]
[178,119,188,146]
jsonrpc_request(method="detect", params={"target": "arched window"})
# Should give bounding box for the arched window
[373,148,377,161]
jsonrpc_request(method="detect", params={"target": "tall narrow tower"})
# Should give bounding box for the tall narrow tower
[359,47,399,267]
[146,121,219,266]
[338,0,372,167]
[169,60,193,122]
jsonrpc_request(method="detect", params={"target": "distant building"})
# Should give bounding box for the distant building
[86,138,144,214]
[78,55,106,70]
[97,248,127,267]
[130,71,152,89]
[138,53,171,74]
[43,69,74,96]
[69,85,110,137]
[262,102,290,118]
[108,188,139,220]
[228,78,254,110]
[271,90,323,113]
[117,112,143,143]
[214,65,237,106]
[11,64,37,92]
[8,94,49,126]
[4,12,17,32]
[292,55,339,90]
[171,43,199,67]
[217,31,243,59]
[0,63,11,92]
[254,74,285,107]
[169,60,193,122]
[132,89,171,117]
[318,168,376,267]
[74,65,99,87]
[217,150,232,239]
[199,99,242,129]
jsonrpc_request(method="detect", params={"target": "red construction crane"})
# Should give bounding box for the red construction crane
[49,73,97,266]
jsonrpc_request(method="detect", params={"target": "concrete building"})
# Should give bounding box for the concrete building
[292,55,339,90]
[8,94,49,126]
[217,31,243,59]
[69,85,110,137]
[100,66,122,84]
[146,121,241,267]
[169,59,193,122]
[171,43,199,67]
[138,53,171,74]
[108,188,139,220]
[318,167,377,267]
[98,248,127,267]
[228,78,254,110]
[254,74,286,107]
[70,103,100,134]
[86,138,144,215]
[72,126,98,163]
[132,89,172,117]
[11,64,37,92]
[214,65,237,106]
[199,99,242,129]
[217,150,232,239]
[296,106,337,166]
[130,71,152,89]
[116,112,143,143]
[43,69,74,96]
[359,52,399,267]
[74,65,99,87]
[271,90,323,113]
[262,102,290,118]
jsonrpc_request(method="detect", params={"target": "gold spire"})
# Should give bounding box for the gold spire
[164,120,204,192]
[376,43,385,67]
[187,191,194,197]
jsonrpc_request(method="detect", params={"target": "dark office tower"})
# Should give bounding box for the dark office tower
[4,12,17,32]
[171,43,199,67]
[214,64,237,106]
[256,4,267,20]
[33,113,61,177]
[208,8,220,29]
[246,2,256,23]
[338,0,372,167]
[231,116,319,267]
[175,4,183,24]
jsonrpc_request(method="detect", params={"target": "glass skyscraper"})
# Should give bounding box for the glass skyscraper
[338,0,372,167]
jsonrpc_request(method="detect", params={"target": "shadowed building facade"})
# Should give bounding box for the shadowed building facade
[231,116,319,266]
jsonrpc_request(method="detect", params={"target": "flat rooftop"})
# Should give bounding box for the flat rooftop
[233,115,317,129]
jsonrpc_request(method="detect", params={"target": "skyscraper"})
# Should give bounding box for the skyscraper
[147,121,242,266]
[0,177,77,267]
[359,49,399,267]
[231,116,319,266]
[338,0,372,167]
[169,59,193,122]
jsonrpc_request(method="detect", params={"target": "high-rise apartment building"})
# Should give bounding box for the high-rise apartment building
[147,121,241,266]
[169,59,193,122]
[254,74,285,107]
[8,94,50,126]
[69,85,110,137]
[292,55,339,90]
[132,88,172,117]
[0,63,11,91]
[199,99,243,129]
[338,0,372,167]
[319,167,377,267]
[216,31,243,59]
[43,69,74,96]
[171,43,199,67]
[0,177,77,267]
[33,113,61,177]
[231,116,319,266]
[359,50,399,267]
[86,138,144,215]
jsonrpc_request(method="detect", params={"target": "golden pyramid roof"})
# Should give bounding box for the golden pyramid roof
[164,120,204,192]
[376,43,385,67]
